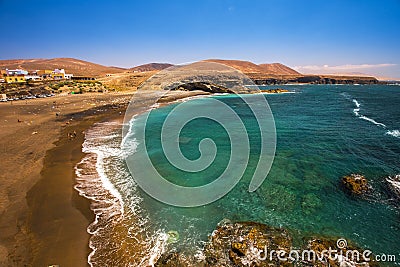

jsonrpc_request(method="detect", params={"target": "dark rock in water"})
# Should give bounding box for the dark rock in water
[203,221,292,266]
[341,174,370,196]
[170,82,236,93]
[155,251,187,267]
[203,221,382,267]
[302,237,380,267]
[260,88,290,93]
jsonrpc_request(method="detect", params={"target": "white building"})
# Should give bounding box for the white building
[6,69,28,75]
[53,68,65,74]
[24,75,42,81]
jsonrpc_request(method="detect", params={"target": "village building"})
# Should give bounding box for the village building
[25,75,43,81]
[1,68,74,83]
[37,69,53,79]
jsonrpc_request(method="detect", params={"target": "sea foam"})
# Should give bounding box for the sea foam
[386,129,400,138]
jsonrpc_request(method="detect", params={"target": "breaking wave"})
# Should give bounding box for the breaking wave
[386,130,400,138]
[342,92,398,139]
[74,121,171,267]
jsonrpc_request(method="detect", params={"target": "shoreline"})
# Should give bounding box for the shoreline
[0,90,210,266]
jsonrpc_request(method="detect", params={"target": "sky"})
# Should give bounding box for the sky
[0,0,399,78]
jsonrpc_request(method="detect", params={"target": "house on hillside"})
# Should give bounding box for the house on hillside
[1,68,74,82]
[50,69,73,80]
[4,75,25,83]
[25,75,43,81]
[2,69,27,83]
[5,69,28,76]
[37,69,53,79]
[51,69,65,80]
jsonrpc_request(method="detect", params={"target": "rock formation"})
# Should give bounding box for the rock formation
[341,174,370,195]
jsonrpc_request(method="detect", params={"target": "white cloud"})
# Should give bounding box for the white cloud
[294,63,396,73]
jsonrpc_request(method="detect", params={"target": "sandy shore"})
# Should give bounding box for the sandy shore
[0,90,209,266]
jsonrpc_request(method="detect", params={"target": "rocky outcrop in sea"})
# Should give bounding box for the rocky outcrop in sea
[155,220,380,267]
[341,174,371,196]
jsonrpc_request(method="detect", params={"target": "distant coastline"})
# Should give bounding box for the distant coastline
[1,58,397,94]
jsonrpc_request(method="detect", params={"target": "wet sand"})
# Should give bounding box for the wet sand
[0,90,209,266]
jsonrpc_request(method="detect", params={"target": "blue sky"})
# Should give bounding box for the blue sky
[0,0,399,78]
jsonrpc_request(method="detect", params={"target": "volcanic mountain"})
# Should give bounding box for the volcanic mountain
[204,59,300,75]
[129,63,174,72]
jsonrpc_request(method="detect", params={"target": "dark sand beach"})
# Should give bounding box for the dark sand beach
[0,90,208,266]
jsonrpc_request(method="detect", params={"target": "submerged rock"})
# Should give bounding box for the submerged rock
[301,193,323,215]
[203,221,292,266]
[167,230,180,244]
[264,184,297,212]
[202,221,382,267]
[341,174,370,196]
[260,88,290,93]
[155,251,187,267]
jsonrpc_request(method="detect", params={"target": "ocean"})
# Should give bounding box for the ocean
[75,84,400,266]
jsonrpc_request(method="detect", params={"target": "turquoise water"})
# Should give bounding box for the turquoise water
[96,85,400,265]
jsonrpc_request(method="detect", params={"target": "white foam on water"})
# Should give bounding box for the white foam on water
[386,129,400,138]
[359,115,387,128]
[353,99,361,108]
[386,175,400,198]
[353,107,360,116]
[341,93,400,139]
[75,119,177,267]
[343,94,390,129]
[74,122,126,266]
[351,98,387,127]
[146,231,169,267]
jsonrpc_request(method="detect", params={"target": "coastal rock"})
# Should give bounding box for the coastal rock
[202,221,382,267]
[170,82,235,93]
[203,221,292,266]
[260,88,289,93]
[341,174,370,195]
[155,251,187,267]
[302,237,379,267]
[252,75,379,85]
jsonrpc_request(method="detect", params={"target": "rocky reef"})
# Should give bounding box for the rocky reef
[155,220,380,266]
[341,174,370,196]
[260,88,290,93]
[303,237,379,267]
[169,82,238,93]
[202,221,378,267]
[155,252,187,267]
[203,221,292,266]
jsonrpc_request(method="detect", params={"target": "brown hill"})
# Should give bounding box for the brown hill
[0,58,125,77]
[129,63,174,72]
[204,59,300,75]
[259,63,300,75]
[204,59,266,73]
